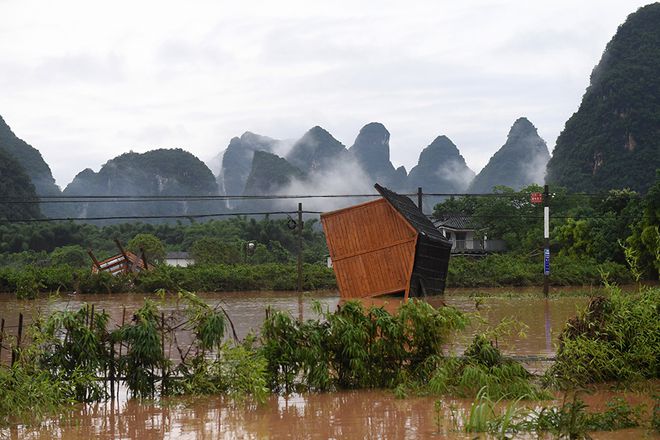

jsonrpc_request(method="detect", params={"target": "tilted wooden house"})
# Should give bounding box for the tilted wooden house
[321,184,452,299]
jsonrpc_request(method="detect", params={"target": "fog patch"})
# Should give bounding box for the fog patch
[271,138,296,158]
[276,159,376,213]
[434,159,475,192]
[522,150,550,186]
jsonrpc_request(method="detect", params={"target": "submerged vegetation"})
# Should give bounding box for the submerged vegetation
[438,387,650,439]
[547,285,659,388]
[0,286,658,435]
[426,335,549,400]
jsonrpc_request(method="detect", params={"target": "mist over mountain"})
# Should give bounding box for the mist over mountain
[63,148,221,222]
[469,118,549,193]
[408,135,475,194]
[222,133,278,192]
[546,3,660,193]
[0,148,41,220]
[214,124,480,212]
[219,132,280,208]
[349,122,406,189]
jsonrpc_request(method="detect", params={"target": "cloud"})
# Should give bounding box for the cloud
[0,0,652,188]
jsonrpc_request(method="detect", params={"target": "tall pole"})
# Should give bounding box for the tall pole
[543,184,550,297]
[417,187,423,213]
[297,202,303,293]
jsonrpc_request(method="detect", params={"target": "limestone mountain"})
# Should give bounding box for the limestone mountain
[0,148,41,220]
[469,118,550,193]
[407,135,474,194]
[546,3,660,193]
[243,151,304,195]
[220,132,279,204]
[0,115,60,198]
[286,126,349,172]
[349,122,406,190]
[63,148,220,222]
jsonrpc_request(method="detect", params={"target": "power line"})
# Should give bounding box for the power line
[0,211,642,224]
[0,191,613,204]
[0,211,315,224]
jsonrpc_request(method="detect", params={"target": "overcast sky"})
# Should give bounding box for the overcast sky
[0,0,652,189]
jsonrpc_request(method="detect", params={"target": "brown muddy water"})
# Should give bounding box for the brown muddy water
[0,287,656,439]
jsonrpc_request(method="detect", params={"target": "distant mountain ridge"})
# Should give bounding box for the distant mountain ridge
[408,135,475,194]
[0,148,41,220]
[286,126,349,173]
[63,148,221,222]
[349,122,406,189]
[469,118,549,193]
[0,115,60,197]
[221,132,279,203]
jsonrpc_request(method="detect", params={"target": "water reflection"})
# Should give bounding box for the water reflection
[4,386,656,439]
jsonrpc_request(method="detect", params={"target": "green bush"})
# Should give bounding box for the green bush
[260,299,468,392]
[447,254,631,288]
[547,285,660,387]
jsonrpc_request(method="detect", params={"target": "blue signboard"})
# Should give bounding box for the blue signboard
[544,248,550,275]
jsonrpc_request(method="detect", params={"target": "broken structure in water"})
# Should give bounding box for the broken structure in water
[88,239,154,276]
[321,184,452,299]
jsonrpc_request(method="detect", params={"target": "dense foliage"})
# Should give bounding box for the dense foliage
[435,180,658,279]
[447,254,631,287]
[0,263,337,296]
[546,4,660,193]
[0,216,329,265]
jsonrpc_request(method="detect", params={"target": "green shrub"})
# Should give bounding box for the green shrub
[547,285,660,387]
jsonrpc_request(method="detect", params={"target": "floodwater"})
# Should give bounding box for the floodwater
[0,288,591,365]
[0,287,656,439]
[3,387,657,439]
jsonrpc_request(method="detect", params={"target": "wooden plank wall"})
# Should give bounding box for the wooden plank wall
[321,199,418,298]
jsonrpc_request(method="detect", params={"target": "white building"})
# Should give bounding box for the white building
[165,252,195,267]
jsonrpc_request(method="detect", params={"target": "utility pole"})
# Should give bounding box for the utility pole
[543,184,550,297]
[417,187,423,213]
[297,202,303,293]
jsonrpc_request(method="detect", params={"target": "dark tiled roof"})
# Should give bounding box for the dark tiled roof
[434,215,473,230]
[166,252,191,259]
[374,184,449,243]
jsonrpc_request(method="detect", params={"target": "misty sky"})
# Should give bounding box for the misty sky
[0,0,652,189]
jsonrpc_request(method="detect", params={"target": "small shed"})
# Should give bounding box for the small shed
[321,184,452,299]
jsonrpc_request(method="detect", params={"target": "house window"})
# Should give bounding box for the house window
[455,232,466,250]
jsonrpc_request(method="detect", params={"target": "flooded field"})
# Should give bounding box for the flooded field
[0,287,592,364]
[0,287,656,439]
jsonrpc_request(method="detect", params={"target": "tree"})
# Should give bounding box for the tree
[190,237,241,265]
[50,245,88,268]
[626,170,660,278]
[127,233,166,265]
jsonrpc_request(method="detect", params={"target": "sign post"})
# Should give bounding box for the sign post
[543,185,550,297]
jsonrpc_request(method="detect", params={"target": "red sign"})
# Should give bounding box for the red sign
[530,192,543,204]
